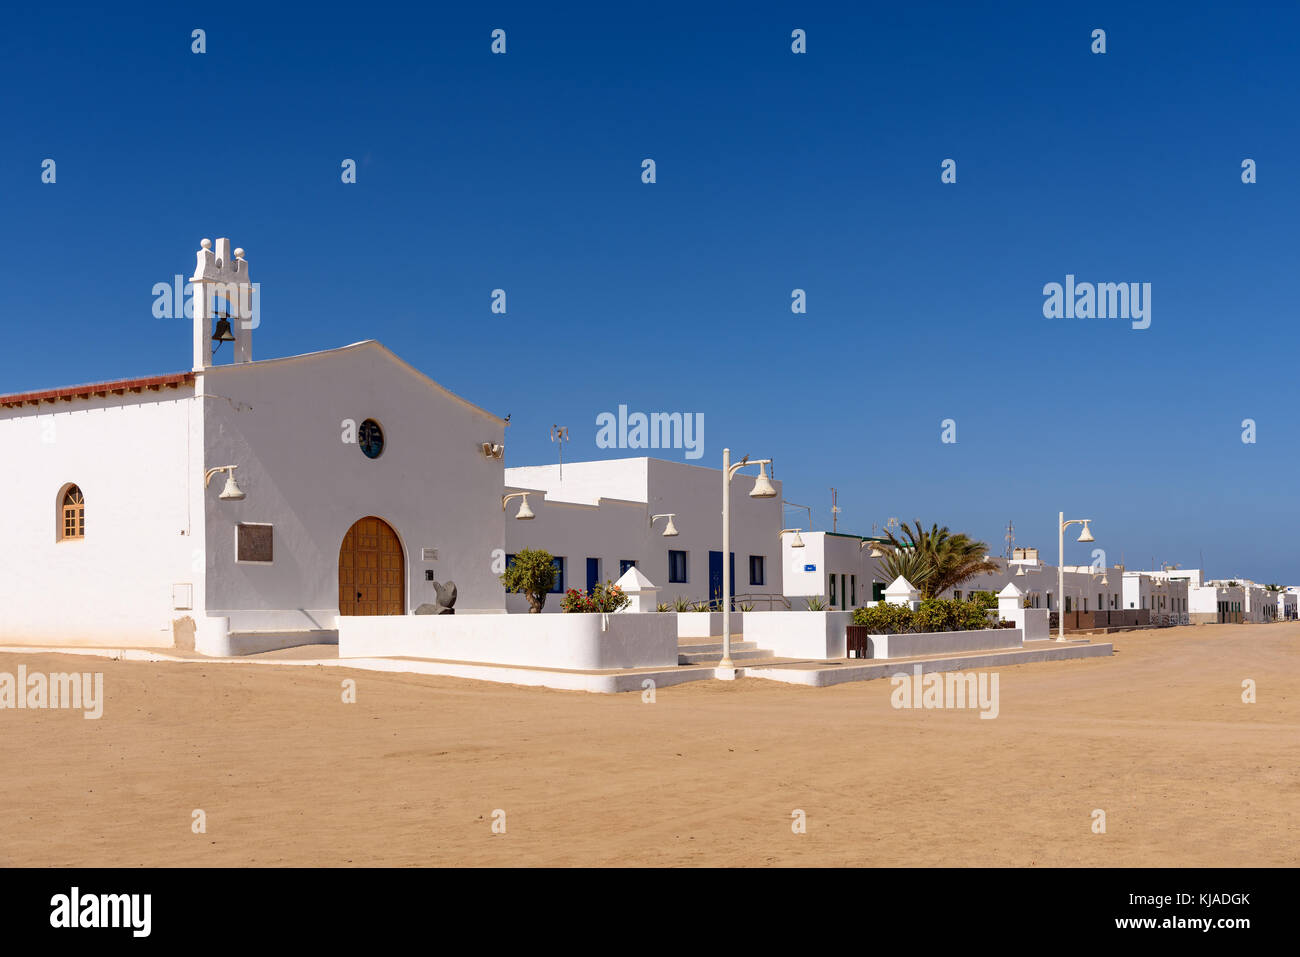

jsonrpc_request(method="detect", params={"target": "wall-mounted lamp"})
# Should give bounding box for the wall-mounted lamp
[779,528,805,548]
[502,491,534,520]
[203,465,245,501]
[860,539,889,558]
[650,513,679,537]
[481,442,505,459]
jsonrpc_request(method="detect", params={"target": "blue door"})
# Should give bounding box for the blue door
[708,551,736,608]
[586,557,600,593]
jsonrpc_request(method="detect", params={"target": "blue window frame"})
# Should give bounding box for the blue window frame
[550,557,565,593]
[748,555,765,586]
[668,550,688,584]
[586,558,600,593]
[619,559,636,576]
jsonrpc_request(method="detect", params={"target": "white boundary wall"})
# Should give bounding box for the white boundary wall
[677,611,743,638]
[338,612,678,670]
[741,610,854,659]
[868,627,1023,659]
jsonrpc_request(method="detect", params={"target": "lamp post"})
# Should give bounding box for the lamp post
[1057,511,1094,640]
[720,448,778,674]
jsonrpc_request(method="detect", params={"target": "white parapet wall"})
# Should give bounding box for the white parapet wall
[742,610,855,659]
[338,612,678,671]
[676,611,743,639]
[868,627,1023,659]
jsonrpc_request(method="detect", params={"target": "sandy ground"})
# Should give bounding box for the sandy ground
[0,622,1296,867]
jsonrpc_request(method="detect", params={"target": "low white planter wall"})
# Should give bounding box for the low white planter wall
[338,612,678,670]
[868,628,1023,660]
[1020,608,1050,641]
[676,611,744,639]
[742,610,854,659]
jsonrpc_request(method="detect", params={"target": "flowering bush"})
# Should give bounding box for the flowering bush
[560,581,632,613]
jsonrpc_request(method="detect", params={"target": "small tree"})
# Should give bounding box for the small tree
[500,548,558,613]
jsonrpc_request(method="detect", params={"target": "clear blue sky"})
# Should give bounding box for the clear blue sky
[3,2,1296,581]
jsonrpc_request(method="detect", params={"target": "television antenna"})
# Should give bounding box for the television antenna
[551,424,569,480]
[830,488,841,533]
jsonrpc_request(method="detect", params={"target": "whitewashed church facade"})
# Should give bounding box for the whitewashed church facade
[0,239,508,654]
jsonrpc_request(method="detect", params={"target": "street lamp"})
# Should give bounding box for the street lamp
[720,448,778,674]
[779,528,805,548]
[1057,512,1094,640]
[502,491,535,520]
[650,513,679,537]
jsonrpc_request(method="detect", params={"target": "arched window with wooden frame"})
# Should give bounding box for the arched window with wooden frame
[59,484,85,541]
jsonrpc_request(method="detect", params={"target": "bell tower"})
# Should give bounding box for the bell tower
[190,238,254,370]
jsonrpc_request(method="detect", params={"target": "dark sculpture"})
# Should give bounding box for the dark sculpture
[414,580,457,615]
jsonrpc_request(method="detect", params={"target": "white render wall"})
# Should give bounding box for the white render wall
[503,457,785,612]
[338,611,678,670]
[0,389,203,647]
[500,492,647,613]
[201,342,507,626]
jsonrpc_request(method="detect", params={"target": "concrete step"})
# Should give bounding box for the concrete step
[679,647,773,664]
[677,639,758,654]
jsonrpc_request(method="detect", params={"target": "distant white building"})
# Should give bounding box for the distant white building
[939,552,1124,613]
[1122,571,1190,622]
[503,457,785,612]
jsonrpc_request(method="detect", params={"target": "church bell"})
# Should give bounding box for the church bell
[211,316,236,345]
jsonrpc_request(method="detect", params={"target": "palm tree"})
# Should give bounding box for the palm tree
[872,520,1000,599]
[875,545,935,593]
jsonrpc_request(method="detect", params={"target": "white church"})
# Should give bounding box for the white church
[0,239,510,655]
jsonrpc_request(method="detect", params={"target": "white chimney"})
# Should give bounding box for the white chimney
[190,237,254,370]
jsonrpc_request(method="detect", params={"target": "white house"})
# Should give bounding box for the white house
[503,457,785,612]
[0,239,508,654]
[1121,571,1190,622]
[1188,581,1246,624]
[781,530,887,611]
[1279,590,1298,621]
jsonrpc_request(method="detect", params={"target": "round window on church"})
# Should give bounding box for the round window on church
[358,419,385,459]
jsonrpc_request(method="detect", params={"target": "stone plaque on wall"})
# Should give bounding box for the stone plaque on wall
[236,523,274,563]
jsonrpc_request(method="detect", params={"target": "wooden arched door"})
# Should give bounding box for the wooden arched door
[339,517,405,616]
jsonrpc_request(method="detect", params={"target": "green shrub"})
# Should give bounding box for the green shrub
[805,596,827,610]
[852,599,993,634]
[499,548,557,613]
[852,602,915,634]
